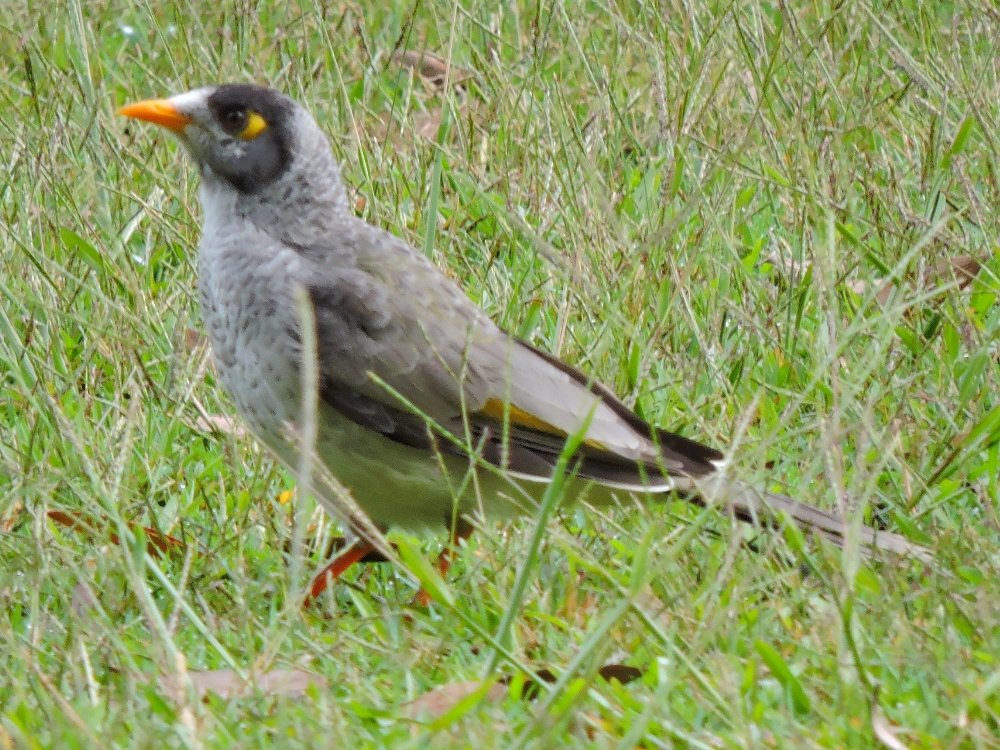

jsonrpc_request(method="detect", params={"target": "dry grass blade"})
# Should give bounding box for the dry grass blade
[872,704,911,750]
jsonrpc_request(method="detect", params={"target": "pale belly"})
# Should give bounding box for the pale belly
[226,374,619,532]
[305,407,629,531]
[215,349,538,530]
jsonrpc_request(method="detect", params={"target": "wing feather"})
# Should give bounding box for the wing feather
[299,221,721,491]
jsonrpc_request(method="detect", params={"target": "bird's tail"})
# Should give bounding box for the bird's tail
[674,474,932,561]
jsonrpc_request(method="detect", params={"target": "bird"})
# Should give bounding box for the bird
[118,84,927,597]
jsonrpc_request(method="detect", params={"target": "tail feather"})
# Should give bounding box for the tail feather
[674,474,932,561]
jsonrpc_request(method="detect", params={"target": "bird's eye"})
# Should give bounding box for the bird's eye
[222,107,248,133]
[219,106,268,140]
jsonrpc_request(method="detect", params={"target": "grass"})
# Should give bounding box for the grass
[2,0,1000,746]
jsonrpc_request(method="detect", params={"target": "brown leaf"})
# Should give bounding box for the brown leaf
[413,110,444,140]
[597,664,643,685]
[847,278,894,304]
[533,668,557,684]
[47,510,183,556]
[393,50,469,87]
[195,414,247,438]
[936,254,981,289]
[500,664,642,701]
[184,327,207,353]
[48,510,100,538]
[497,668,555,700]
[1,500,24,532]
[849,255,981,309]
[374,108,449,147]
[847,279,867,296]
[876,281,895,305]
[403,680,506,720]
[188,669,327,699]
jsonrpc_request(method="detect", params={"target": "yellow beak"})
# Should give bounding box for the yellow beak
[118,98,192,133]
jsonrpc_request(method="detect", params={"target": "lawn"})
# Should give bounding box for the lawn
[2,0,999,746]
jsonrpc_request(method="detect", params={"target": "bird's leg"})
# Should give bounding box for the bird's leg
[413,518,475,607]
[438,517,475,578]
[305,537,378,604]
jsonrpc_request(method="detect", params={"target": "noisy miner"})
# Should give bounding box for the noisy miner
[119,84,926,595]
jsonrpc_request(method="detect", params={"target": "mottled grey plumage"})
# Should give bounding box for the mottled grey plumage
[120,84,928,559]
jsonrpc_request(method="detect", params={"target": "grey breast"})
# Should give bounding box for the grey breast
[198,220,307,443]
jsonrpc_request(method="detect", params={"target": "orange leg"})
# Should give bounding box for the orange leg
[413,521,476,607]
[435,524,474,578]
[305,538,377,604]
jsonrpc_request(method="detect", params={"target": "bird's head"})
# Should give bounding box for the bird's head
[120,84,348,244]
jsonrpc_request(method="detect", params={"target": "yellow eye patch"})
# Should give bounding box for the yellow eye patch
[238,112,268,140]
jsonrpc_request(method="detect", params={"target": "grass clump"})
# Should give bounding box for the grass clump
[2,0,1000,746]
